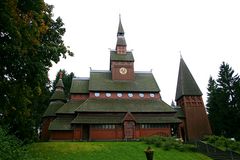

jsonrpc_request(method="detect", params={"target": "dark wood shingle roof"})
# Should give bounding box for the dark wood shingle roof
[48,116,74,131]
[56,79,64,88]
[75,99,175,113]
[110,51,134,62]
[70,79,89,93]
[134,116,181,124]
[56,100,86,114]
[89,71,160,92]
[43,101,65,117]
[72,114,124,124]
[71,113,181,124]
[50,90,66,101]
[175,58,202,101]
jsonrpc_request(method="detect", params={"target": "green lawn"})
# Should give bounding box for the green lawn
[26,142,212,160]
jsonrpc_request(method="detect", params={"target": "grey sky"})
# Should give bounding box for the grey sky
[45,0,240,105]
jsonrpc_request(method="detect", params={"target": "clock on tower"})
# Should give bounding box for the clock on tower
[119,67,127,74]
[110,18,135,81]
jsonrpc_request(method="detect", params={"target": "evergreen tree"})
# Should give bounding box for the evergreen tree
[207,77,221,134]
[207,62,240,140]
[0,0,73,142]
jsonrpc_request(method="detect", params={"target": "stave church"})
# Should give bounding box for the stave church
[41,18,211,142]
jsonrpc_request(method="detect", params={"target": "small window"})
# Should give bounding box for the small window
[117,93,123,97]
[95,92,100,97]
[150,93,155,97]
[139,93,144,98]
[106,93,111,97]
[128,93,133,97]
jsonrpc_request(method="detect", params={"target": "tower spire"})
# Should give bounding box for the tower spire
[175,57,202,101]
[116,16,127,54]
[117,15,124,36]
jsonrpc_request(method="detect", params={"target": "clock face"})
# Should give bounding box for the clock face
[119,67,127,74]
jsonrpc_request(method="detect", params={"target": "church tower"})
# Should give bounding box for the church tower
[41,73,66,140]
[175,57,211,141]
[110,18,134,80]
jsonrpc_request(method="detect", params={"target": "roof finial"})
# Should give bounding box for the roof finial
[179,50,183,59]
[59,71,63,79]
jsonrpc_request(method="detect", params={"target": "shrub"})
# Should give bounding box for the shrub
[141,136,188,151]
[141,135,161,145]
[155,141,162,148]
[203,135,240,153]
[0,127,28,160]
[184,144,197,152]
[162,141,171,150]
[176,144,185,152]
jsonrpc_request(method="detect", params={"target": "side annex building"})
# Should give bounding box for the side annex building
[41,19,211,142]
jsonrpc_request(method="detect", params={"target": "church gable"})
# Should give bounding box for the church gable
[122,112,136,122]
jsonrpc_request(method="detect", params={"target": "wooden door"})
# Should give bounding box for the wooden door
[82,125,89,141]
[124,121,135,139]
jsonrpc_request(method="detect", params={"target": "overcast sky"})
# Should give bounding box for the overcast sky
[45,0,240,105]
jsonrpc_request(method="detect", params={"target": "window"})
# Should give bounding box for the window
[106,93,111,97]
[149,93,155,98]
[141,124,168,129]
[139,93,144,98]
[95,92,100,97]
[128,93,133,97]
[117,93,123,97]
[92,124,115,129]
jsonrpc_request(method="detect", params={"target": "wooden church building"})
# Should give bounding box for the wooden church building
[41,19,211,141]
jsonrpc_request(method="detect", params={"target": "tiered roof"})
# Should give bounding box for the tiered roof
[43,77,66,118]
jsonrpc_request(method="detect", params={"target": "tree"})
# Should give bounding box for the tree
[0,0,73,142]
[52,69,75,99]
[207,62,240,140]
[0,127,26,160]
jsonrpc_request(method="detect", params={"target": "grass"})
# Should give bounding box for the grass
[26,142,212,160]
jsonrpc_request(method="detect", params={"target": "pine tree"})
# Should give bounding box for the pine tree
[207,62,240,140]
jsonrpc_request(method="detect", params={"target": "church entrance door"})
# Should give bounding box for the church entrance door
[124,121,135,139]
[82,125,89,141]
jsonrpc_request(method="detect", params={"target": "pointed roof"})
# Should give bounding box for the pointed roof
[50,90,66,102]
[42,101,65,117]
[122,112,136,122]
[56,79,64,89]
[50,77,66,102]
[117,17,124,36]
[116,17,127,46]
[116,36,127,46]
[175,57,202,101]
